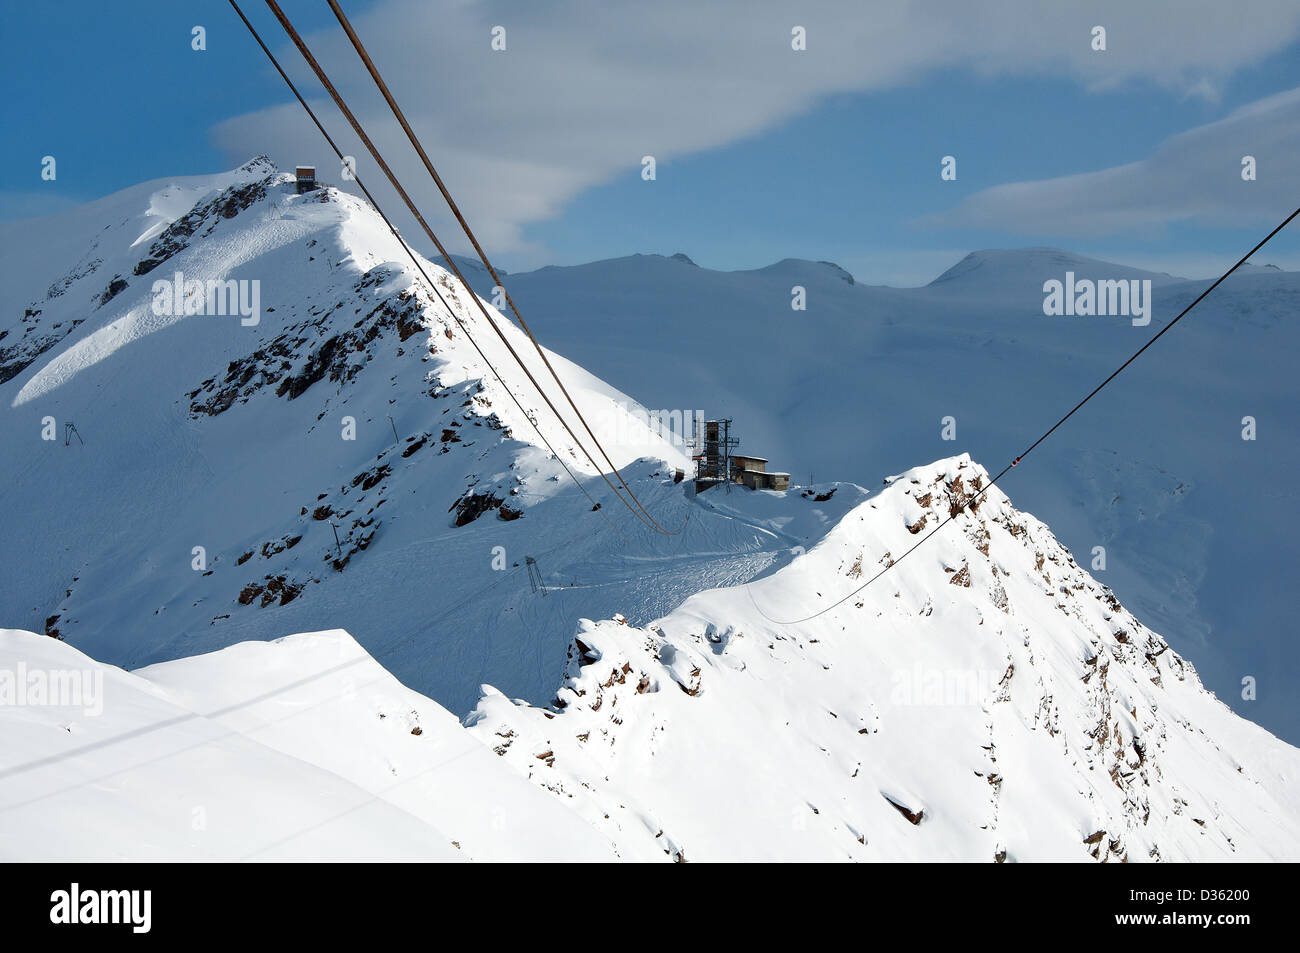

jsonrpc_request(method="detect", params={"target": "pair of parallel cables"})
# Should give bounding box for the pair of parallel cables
[229,0,683,538]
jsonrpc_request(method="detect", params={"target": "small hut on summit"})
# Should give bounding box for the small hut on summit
[295,165,318,194]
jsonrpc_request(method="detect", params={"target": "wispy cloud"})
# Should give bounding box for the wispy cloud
[211,0,1300,260]
[922,87,1300,237]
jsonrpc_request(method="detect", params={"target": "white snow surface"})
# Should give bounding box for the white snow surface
[0,627,616,861]
[467,454,1300,861]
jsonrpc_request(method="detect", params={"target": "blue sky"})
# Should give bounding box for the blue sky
[4,0,1300,285]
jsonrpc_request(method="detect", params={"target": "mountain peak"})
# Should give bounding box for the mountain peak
[234,154,278,177]
[465,450,1300,861]
[928,247,1180,288]
[753,257,857,284]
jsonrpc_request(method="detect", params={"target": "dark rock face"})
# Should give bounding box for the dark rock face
[449,491,523,526]
[97,275,128,308]
[277,335,341,401]
[451,492,502,526]
[237,574,306,608]
[134,178,270,277]
[1,331,76,385]
[0,308,84,386]
[188,273,427,417]
[354,465,391,492]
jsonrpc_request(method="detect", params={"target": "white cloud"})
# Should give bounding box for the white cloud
[923,87,1300,236]
[212,0,1300,260]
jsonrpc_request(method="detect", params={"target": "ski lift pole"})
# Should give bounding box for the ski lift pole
[525,556,546,596]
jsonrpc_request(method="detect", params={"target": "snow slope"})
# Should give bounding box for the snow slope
[0,627,617,861]
[467,455,1300,862]
[450,248,1300,744]
[3,456,1297,861]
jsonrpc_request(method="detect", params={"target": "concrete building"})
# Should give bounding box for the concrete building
[731,454,791,491]
[693,420,791,492]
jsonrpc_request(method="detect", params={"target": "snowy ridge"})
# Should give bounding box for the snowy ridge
[0,627,618,861]
[0,158,692,691]
[467,455,1300,862]
[926,247,1182,289]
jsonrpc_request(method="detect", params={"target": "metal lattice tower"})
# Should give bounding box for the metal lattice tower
[719,419,739,492]
[525,556,546,596]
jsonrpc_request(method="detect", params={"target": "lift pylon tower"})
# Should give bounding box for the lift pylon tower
[719,418,738,493]
[693,418,740,491]
[525,556,546,596]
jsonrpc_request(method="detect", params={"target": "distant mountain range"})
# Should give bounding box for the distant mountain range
[448,244,1300,744]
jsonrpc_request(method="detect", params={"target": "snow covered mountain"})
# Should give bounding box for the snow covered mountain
[0,627,619,861]
[0,156,700,715]
[4,455,1297,861]
[447,247,1300,745]
[1,159,1297,861]
[469,454,1300,862]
